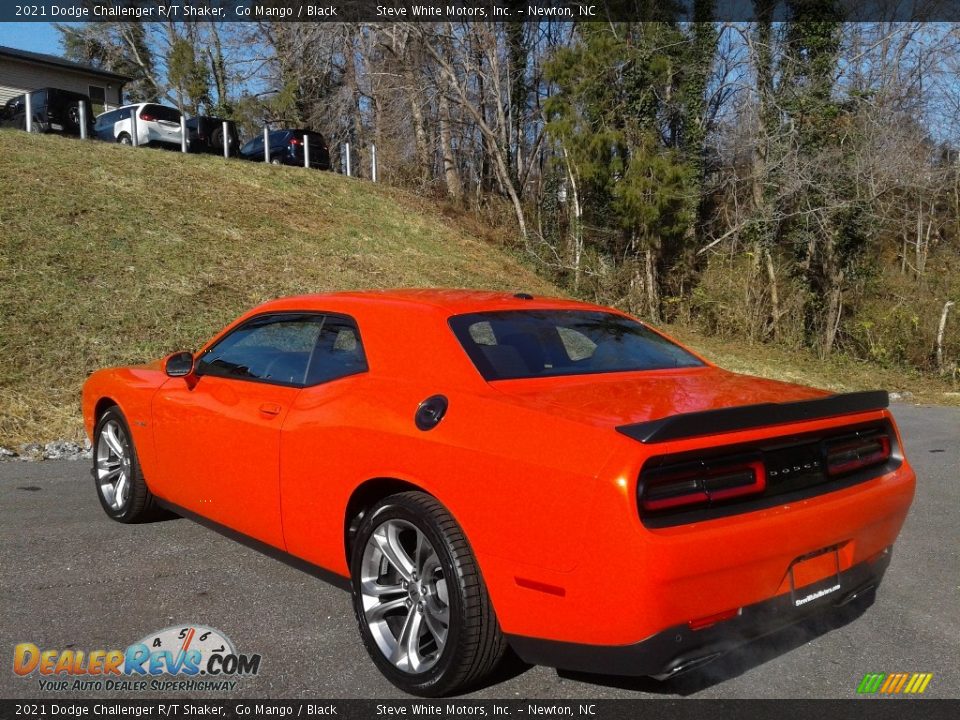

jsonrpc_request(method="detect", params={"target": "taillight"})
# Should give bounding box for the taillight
[688,607,741,631]
[290,137,301,146]
[824,432,891,476]
[140,113,156,121]
[641,458,766,513]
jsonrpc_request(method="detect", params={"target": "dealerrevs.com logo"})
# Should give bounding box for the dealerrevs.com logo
[13,625,261,692]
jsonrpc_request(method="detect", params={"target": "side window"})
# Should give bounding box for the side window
[95,110,114,131]
[304,317,368,385]
[197,314,326,386]
[196,313,368,387]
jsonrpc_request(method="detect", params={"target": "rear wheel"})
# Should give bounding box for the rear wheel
[117,133,132,145]
[211,126,225,153]
[93,407,157,522]
[350,492,506,696]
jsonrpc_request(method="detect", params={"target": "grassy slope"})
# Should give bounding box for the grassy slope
[1,130,956,447]
[0,130,555,445]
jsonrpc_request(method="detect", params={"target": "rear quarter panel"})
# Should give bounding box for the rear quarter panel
[279,373,620,578]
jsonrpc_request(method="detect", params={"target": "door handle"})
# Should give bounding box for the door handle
[259,402,282,417]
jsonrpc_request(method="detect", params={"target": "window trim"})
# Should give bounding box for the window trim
[194,310,369,388]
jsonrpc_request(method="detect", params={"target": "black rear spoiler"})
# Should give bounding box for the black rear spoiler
[616,390,889,444]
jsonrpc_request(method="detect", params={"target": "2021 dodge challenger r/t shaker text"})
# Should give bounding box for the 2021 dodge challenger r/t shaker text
[81,290,916,696]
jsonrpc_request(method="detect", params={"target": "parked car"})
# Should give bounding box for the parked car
[81,290,916,696]
[186,115,240,156]
[239,128,330,169]
[94,103,183,148]
[0,87,94,136]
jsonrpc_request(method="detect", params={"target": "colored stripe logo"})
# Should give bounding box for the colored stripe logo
[857,672,933,695]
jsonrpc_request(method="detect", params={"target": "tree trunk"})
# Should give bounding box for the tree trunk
[405,68,430,185]
[937,300,955,372]
[345,34,365,179]
[822,275,843,357]
[645,246,661,323]
[206,22,228,113]
[765,247,780,340]
[438,91,462,200]
[561,145,582,290]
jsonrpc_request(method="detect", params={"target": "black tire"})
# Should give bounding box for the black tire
[19,117,41,133]
[92,406,158,523]
[117,133,132,145]
[270,157,281,165]
[350,492,506,696]
[210,126,225,152]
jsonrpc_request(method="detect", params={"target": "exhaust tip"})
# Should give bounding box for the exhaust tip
[835,583,877,607]
[653,652,723,681]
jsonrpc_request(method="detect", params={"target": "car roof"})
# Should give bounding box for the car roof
[252,289,611,316]
[196,290,638,389]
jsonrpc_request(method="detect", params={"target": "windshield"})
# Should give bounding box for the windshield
[449,310,704,381]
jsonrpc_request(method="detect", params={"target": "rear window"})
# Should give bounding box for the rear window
[142,104,180,123]
[449,310,704,381]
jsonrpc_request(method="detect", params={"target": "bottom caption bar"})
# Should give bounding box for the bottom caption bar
[2,700,958,720]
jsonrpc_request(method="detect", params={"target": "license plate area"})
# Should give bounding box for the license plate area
[789,547,841,608]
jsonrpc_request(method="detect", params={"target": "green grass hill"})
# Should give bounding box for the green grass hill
[0,130,555,445]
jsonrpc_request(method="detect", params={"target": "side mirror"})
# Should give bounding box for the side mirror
[165,351,195,378]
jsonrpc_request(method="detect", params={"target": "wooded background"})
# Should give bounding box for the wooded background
[57,5,960,377]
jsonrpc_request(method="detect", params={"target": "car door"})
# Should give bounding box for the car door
[278,315,371,568]
[151,313,327,549]
[240,135,263,161]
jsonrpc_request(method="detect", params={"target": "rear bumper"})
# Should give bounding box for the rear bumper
[507,548,891,679]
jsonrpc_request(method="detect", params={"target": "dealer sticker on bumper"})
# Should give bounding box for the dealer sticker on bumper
[790,547,842,607]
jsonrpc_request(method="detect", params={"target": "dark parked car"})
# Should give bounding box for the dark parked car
[0,88,94,136]
[186,116,240,156]
[239,129,330,169]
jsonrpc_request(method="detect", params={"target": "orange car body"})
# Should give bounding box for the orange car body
[82,290,915,677]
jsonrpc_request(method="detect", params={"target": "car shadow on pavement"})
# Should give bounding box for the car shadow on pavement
[555,595,874,696]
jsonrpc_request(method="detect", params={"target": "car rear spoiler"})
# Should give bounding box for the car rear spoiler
[616,390,889,444]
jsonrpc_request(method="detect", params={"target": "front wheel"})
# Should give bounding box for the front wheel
[93,407,158,522]
[350,492,506,696]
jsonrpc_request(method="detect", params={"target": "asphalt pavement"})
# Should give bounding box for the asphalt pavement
[1,404,957,700]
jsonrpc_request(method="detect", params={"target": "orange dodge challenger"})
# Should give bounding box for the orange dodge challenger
[82,290,915,696]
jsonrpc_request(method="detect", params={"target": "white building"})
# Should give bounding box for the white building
[0,45,128,112]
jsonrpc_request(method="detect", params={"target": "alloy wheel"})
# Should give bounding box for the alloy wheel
[359,519,450,674]
[96,419,132,511]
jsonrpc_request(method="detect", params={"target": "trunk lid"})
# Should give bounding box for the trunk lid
[489,366,829,430]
